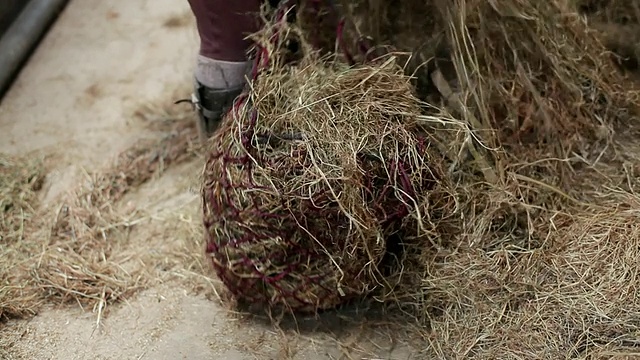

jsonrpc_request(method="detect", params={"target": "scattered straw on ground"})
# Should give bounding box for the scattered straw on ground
[0,99,199,325]
[0,153,46,319]
[31,113,198,317]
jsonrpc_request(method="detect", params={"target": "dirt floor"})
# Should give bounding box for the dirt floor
[0,1,418,359]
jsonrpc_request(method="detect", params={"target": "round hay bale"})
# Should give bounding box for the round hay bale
[201,22,443,312]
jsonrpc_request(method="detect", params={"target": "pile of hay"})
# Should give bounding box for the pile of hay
[202,15,450,312]
[32,117,197,311]
[354,0,638,160]
[352,0,640,357]
[200,0,640,356]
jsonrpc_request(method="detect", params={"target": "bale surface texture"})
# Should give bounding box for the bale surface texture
[202,12,443,312]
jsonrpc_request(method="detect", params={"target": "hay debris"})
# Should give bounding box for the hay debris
[0,106,198,323]
[573,0,640,24]
[573,0,640,76]
[346,0,640,186]
[447,0,614,150]
[32,117,198,312]
[0,153,45,319]
[412,197,640,358]
[0,154,44,237]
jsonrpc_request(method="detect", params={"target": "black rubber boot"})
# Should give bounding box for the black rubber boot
[191,80,244,142]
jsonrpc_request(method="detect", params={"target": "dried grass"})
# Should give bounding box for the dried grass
[573,0,640,24]
[410,196,640,358]
[573,0,640,77]
[198,0,640,357]
[5,0,640,357]
[31,114,198,315]
[348,0,640,357]
[0,153,46,319]
[0,102,199,323]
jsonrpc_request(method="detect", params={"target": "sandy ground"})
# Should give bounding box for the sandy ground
[0,1,418,359]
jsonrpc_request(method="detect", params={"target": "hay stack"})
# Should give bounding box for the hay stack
[330,0,640,281]
[346,0,639,183]
[335,0,640,276]
[407,192,640,358]
[336,0,640,357]
[201,16,446,312]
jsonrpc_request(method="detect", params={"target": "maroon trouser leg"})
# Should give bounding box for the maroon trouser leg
[187,0,263,62]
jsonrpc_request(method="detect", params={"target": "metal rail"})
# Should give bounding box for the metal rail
[0,0,70,101]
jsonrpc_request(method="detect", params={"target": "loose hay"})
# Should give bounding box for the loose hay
[573,0,640,24]
[342,1,640,209]
[0,153,45,319]
[33,117,198,311]
[202,12,449,312]
[574,0,640,75]
[413,197,640,359]
[1,105,198,323]
[340,0,640,357]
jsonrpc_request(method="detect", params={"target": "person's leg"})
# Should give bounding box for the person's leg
[187,0,262,140]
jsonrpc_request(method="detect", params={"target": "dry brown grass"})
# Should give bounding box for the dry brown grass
[194,0,640,357]
[32,117,197,314]
[573,0,640,78]
[351,0,640,357]
[5,0,640,357]
[0,153,46,319]
[408,194,640,358]
[0,97,200,325]
[573,0,640,24]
